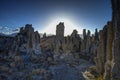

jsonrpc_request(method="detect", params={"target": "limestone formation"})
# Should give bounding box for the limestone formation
[56,22,64,41]
[86,1,120,80]
[10,24,41,55]
[43,33,46,38]
[40,23,84,61]
[82,29,87,50]
[95,28,99,41]
[69,29,81,52]
[34,31,40,45]
[96,25,107,75]
[92,21,115,80]
[55,22,65,54]
[40,36,56,53]
[71,29,79,38]
[93,1,120,80]
[103,22,114,80]
[1,0,120,80]
[111,0,120,79]
[83,29,87,40]
[86,30,91,52]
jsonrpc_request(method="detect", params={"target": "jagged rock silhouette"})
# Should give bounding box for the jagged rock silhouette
[0,0,120,80]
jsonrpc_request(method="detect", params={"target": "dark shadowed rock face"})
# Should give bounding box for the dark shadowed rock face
[1,0,119,79]
[41,22,99,62]
[55,22,65,55]
[83,29,87,40]
[0,24,94,80]
[40,36,56,53]
[103,22,114,80]
[8,24,41,55]
[93,21,114,80]
[90,0,120,80]
[56,22,64,41]
[111,0,120,80]
[43,33,46,38]
[55,23,82,56]
[71,29,79,38]
[62,29,81,53]
[95,29,99,41]
[0,36,14,55]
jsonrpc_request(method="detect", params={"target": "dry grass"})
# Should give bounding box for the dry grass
[82,71,103,80]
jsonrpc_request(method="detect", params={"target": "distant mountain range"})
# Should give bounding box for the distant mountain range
[0,26,20,35]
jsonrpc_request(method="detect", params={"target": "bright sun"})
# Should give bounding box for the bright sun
[40,18,82,36]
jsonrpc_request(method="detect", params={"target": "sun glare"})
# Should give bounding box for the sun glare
[40,17,82,36]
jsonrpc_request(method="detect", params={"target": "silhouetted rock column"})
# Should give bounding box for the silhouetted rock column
[95,26,107,75]
[86,30,91,52]
[81,29,87,50]
[95,21,115,80]
[71,29,79,38]
[71,29,81,52]
[34,31,40,44]
[26,24,35,49]
[104,22,114,80]
[83,29,87,40]
[43,33,46,38]
[95,28,99,42]
[111,0,120,79]
[15,24,41,54]
[56,22,64,42]
[93,1,120,79]
[55,22,65,54]
[61,29,81,53]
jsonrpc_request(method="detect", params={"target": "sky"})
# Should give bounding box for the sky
[0,0,112,35]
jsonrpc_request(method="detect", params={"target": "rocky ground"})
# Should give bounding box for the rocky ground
[0,24,93,80]
[49,59,93,80]
[2,1,120,78]
[0,51,93,80]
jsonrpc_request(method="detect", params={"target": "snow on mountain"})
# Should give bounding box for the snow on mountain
[0,26,19,37]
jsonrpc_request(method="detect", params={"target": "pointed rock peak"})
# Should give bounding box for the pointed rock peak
[58,22,64,26]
